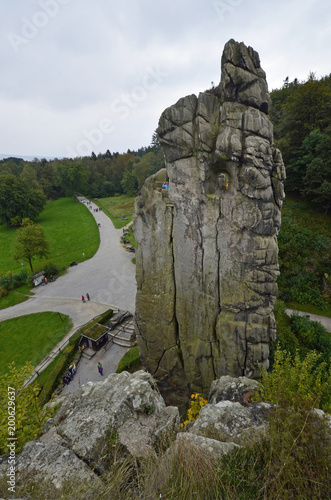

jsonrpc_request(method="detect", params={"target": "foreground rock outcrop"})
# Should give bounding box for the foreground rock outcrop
[0,373,270,490]
[1,372,329,493]
[0,371,180,489]
[134,39,286,400]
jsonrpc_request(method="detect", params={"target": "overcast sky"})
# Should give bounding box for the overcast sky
[0,0,330,159]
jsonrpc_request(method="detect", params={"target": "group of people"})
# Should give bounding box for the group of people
[62,363,77,385]
[78,342,87,352]
[81,293,90,303]
[162,181,169,190]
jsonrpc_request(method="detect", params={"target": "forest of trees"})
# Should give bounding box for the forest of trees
[1,72,330,227]
[270,72,331,212]
[0,133,164,226]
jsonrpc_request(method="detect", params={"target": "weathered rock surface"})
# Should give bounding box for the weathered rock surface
[13,430,101,490]
[1,374,329,492]
[208,375,259,405]
[190,400,271,445]
[53,370,180,472]
[173,432,240,458]
[134,39,286,400]
[0,371,180,489]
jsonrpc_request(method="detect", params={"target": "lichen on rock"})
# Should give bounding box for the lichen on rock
[133,39,286,403]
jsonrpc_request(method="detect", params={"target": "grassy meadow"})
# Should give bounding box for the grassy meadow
[0,197,100,276]
[0,312,72,375]
[95,194,135,229]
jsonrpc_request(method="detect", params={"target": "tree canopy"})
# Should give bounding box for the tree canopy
[0,174,45,226]
[270,73,331,212]
[14,219,50,272]
[0,131,165,206]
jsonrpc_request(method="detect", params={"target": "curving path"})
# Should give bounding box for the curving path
[286,309,331,333]
[0,198,137,330]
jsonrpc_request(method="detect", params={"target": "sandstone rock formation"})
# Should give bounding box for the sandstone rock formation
[0,371,180,489]
[1,373,329,494]
[134,39,286,401]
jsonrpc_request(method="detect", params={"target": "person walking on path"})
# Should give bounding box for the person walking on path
[97,362,103,376]
[86,293,90,301]
[82,295,85,303]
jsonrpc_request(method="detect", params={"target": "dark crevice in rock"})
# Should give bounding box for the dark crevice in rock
[242,311,249,376]
[170,203,183,371]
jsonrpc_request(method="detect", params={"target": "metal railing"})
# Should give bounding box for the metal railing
[24,310,118,387]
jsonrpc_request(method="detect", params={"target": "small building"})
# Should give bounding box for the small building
[79,324,109,351]
[32,270,45,287]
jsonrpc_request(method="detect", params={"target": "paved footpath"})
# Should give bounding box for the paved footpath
[0,198,137,329]
[0,198,137,384]
[286,309,331,333]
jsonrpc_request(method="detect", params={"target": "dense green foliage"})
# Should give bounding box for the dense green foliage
[0,174,46,227]
[272,300,331,369]
[36,342,78,407]
[257,345,331,412]
[0,363,55,454]
[270,73,331,211]
[278,195,331,309]
[116,346,141,373]
[0,269,29,297]
[0,138,163,203]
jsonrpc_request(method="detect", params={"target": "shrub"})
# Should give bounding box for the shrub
[116,346,141,373]
[181,393,207,428]
[43,262,59,278]
[13,269,28,288]
[0,269,29,291]
[0,362,54,454]
[37,343,78,407]
[273,300,331,370]
[255,347,331,412]
[251,346,331,498]
[0,273,14,290]
[290,314,331,367]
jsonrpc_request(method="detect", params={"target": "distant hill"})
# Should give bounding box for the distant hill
[0,153,56,161]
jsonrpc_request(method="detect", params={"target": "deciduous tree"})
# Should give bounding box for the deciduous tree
[14,219,50,272]
[0,175,45,226]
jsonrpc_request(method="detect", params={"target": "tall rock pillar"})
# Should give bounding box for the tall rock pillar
[134,39,286,403]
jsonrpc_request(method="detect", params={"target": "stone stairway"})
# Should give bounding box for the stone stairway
[81,347,97,360]
[107,317,135,348]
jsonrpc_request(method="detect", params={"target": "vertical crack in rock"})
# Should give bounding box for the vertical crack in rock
[242,310,249,376]
[169,204,184,371]
[134,39,285,402]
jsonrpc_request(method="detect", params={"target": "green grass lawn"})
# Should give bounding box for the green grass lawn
[285,302,331,319]
[0,312,72,376]
[37,198,100,271]
[95,194,135,229]
[0,197,100,276]
[0,285,33,311]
